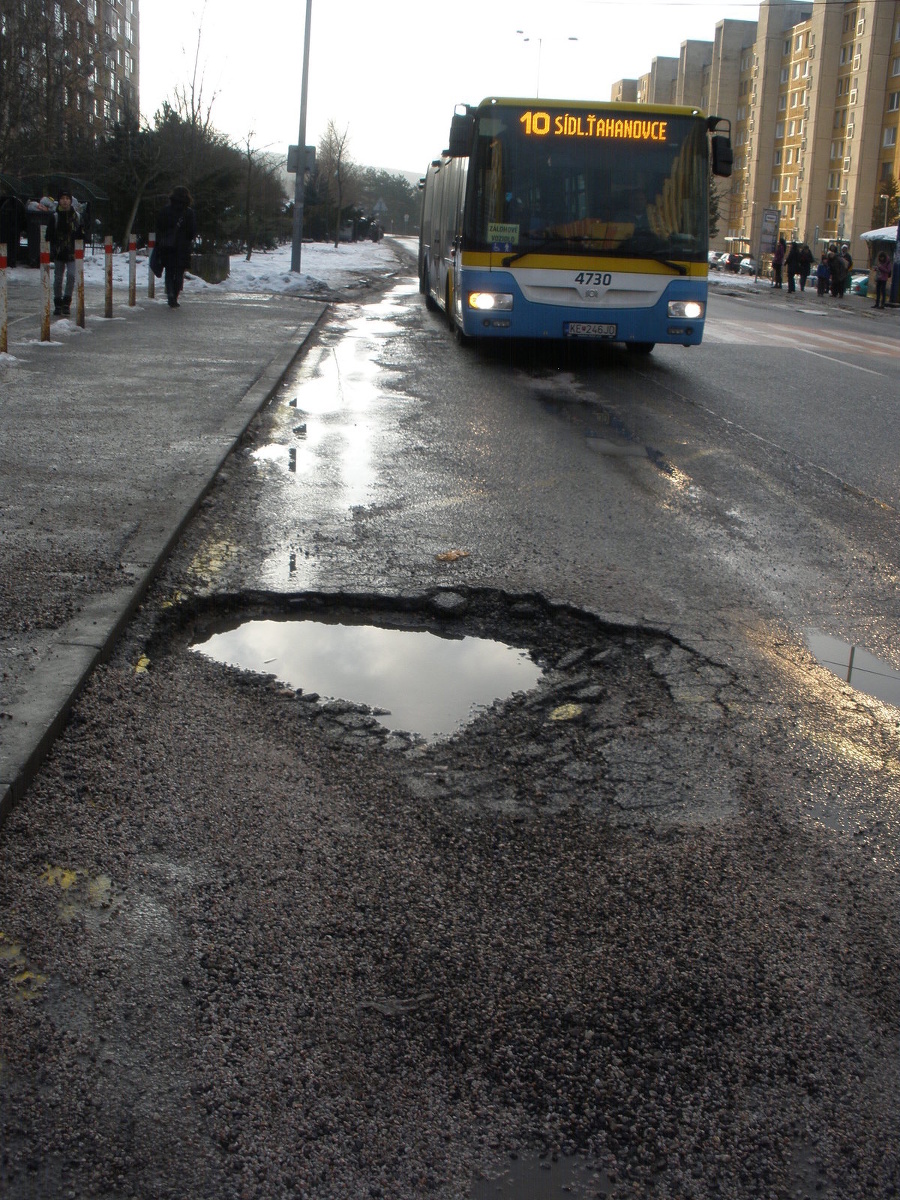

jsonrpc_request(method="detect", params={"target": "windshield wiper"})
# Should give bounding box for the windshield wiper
[502,237,689,274]
[501,234,597,267]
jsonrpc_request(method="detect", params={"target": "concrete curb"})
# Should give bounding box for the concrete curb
[0,309,329,829]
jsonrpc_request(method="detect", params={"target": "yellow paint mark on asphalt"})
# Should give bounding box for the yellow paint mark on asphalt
[41,865,79,890]
[1,933,47,1001]
[134,655,151,674]
[548,704,584,722]
[435,549,470,562]
[190,540,238,580]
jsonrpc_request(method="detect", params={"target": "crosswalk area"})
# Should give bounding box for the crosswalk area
[703,311,900,369]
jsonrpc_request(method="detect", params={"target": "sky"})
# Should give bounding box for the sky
[138,0,761,177]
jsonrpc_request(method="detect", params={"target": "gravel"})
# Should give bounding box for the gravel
[1,583,898,1199]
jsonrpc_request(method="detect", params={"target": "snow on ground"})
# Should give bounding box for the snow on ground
[5,238,413,297]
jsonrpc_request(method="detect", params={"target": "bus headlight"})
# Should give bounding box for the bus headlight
[668,300,705,319]
[468,292,514,311]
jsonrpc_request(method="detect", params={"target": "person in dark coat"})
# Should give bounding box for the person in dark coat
[798,243,813,292]
[772,236,785,288]
[0,196,25,268]
[785,240,800,294]
[156,185,197,308]
[48,189,82,315]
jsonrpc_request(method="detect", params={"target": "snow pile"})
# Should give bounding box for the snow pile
[6,238,413,297]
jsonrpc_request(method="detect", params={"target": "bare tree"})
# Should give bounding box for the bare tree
[317,121,360,247]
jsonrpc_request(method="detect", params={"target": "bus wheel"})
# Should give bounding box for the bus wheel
[421,262,438,310]
[626,341,655,355]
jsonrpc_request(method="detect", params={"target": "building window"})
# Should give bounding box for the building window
[776,122,785,138]
[882,161,894,180]
[779,94,787,111]
[885,127,898,147]
[781,67,789,83]
[774,149,782,165]
[783,38,791,55]
[892,56,900,76]
[771,177,780,193]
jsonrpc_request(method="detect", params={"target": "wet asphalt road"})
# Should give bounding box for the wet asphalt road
[1,250,899,1200]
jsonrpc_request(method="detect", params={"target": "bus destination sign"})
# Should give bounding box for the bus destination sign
[519,110,669,142]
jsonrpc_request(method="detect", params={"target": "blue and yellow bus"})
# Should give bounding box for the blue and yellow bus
[419,97,732,353]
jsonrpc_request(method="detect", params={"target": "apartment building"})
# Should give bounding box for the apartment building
[70,0,140,135]
[613,0,900,265]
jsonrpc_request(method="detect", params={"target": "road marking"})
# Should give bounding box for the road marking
[705,317,899,370]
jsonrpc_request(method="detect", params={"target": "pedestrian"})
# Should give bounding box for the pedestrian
[155,185,197,308]
[785,240,800,294]
[839,244,853,298]
[772,236,785,288]
[48,188,82,316]
[0,195,25,268]
[816,253,830,297]
[873,251,891,309]
[798,243,813,292]
[827,242,846,298]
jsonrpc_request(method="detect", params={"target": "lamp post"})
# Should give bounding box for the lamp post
[516,30,578,98]
[881,193,890,227]
[290,0,313,274]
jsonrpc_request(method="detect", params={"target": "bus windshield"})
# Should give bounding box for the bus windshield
[464,105,709,262]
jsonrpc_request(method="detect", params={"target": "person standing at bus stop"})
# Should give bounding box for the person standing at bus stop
[772,236,785,288]
[49,189,82,316]
[156,186,197,308]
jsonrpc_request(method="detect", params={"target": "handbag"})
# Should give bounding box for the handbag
[150,245,163,278]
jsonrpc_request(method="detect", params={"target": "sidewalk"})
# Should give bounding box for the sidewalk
[0,239,413,824]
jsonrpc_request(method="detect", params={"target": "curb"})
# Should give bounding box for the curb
[0,307,329,830]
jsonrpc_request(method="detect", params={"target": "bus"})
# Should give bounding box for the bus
[419,97,732,353]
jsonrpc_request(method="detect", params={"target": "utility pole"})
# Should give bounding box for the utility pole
[290,0,313,274]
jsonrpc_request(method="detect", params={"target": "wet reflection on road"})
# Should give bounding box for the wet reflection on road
[807,630,900,709]
[193,617,542,742]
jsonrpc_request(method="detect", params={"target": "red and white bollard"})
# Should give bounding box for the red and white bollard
[41,237,51,341]
[0,242,8,355]
[74,239,85,328]
[104,234,113,318]
[128,232,136,306]
[148,231,156,299]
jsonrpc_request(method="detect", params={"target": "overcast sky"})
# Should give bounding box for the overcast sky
[139,0,760,176]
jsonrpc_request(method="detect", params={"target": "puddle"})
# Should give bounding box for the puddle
[192,619,543,742]
[470,1154,614,1199]
[807,631,900,709]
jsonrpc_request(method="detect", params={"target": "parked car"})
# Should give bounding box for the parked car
[708,250,723,269]
[848,270,869,296]
[718,253,743,273]
[738,257,758,274]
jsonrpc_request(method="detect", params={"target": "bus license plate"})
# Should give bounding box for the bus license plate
[564,322,617,339]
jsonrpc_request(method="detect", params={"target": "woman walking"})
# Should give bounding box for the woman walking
[156,186,197,308]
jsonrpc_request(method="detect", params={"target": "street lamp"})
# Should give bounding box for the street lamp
[516,30,578,98]
[880,192,890,227]
[290,0,313,275]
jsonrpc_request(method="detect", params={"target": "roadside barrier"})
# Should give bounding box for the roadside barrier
[104,235,113,318]
[0,242,7,354]
[40,238,51,342]
[128,233,137,307]
[148,231,156,300]
[74,239,85,329]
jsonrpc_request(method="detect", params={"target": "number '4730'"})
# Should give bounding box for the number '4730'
[574,272,612,286]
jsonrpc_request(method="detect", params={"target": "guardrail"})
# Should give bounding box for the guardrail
[0,232,231,351]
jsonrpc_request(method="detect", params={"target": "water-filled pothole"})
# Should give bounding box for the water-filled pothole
[807,631,900,709]
[193,618,543,742]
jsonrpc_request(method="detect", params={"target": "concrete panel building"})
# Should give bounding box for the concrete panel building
[612,0,900,265]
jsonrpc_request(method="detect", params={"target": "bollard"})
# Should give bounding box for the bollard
[41,237,51,341]
[74,239,85,328]
[104,234,113,318]
[0,243,7,355]
[148,231,156,299]
[128,232,136,306]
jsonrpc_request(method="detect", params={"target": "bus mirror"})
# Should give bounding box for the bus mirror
[448,111,475,157]
[711,135,733,178]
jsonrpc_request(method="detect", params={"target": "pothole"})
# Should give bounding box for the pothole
[160,589,742,826]
[193,618,542,743]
